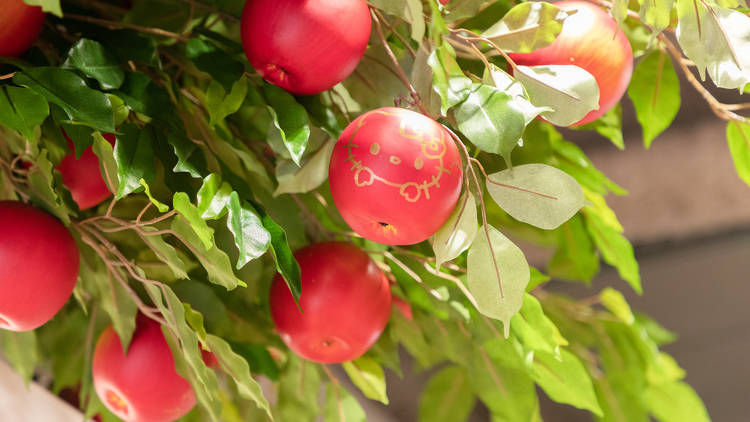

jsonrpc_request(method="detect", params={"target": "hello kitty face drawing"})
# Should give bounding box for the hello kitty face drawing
[342,109,456,203]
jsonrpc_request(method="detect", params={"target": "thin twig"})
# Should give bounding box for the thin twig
[64,13,189,42]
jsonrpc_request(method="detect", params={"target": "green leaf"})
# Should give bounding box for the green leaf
[27,150,70,223]
[205,78,248,127]
[548,215,600,282]
[226,191,271,269]
[484,2,572,53]
[113,124,155,199]
[727,121,750,187]
[324,383,367,422]
[638,0,673,40]
[531,349,603,416]
[274,138,335,196]
[610,0,629,28]
[454,83,532,163]
[139,179,169,212]
[644,381,710,422]
[263,84,311,166]
[370,0,425,42]
[196,173,232,220]
[261,212,302,302]
[600,287,635,324]
[13,68,114,132]
[342,356,389,404]
[428,44,473,114]
[171,215,245,290]
[486,164,585,230]
[185,39,245,91]
[91,131,119,194]
[628,51,680,147]
[23,0,61,16]
[419,366,475,422]
[205,334,272,418]
[573,103,624,149]
[467,225,530,336]
[0,330,38,384]
[64,39,125,90]
[142,227,189,280]
[144,284,222,420]
[432,192,478,269]
[173,191,215,249]
[511,293,566,355]
[514,64,600,127]
[0,85,49,141]
[584,211,642,293]
[277,356,320,422]
[675,0,750,90]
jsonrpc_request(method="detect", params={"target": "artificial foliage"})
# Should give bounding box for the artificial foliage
[2,0,749,420]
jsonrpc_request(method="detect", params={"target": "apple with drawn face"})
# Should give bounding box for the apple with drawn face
[0,0,45,57]
[328,107,463,245]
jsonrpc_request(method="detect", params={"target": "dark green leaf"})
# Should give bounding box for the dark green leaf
[584,211,642,294]
[113,123,155,199]
[186,39,245,91]
[0,85,49,141]
[548,215,600,282]
[64,39,125,90]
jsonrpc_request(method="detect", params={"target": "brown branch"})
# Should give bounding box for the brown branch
[64,13,189,42]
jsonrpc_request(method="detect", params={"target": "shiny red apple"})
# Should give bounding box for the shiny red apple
[328,107,463,245]
[0,0,45,57]
[508,0,633,126]
[240,0,371,95]
[93,315,196,422]
[0,201,79,331]
[57,132,115,210]
[269,242,392,363]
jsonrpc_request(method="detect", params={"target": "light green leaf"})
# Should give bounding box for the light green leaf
[64,39,125,90]
[573,103,624,149]
[638,0,673,37]
[263,84,310,166]
[644,381,710,422]
[514,64,600,127]
[726,121,750,187]
[196,173,232,220]
[205,334,272,418]
[13,68,114,132]
[342,356,389,405]
[455,83,531,163]
[274,138,335,196]
[277,355,320,422]
[467,225,530,336]
[531,349,603,416]
[139,179,169,212]
[610,0,629,28]
[0,330,39,384]
[27,150,69,223]
[226,191,271,269]
[675,0,750,90]
[584,211,642,293]
[370,0,425,42]
[141,227,189,280]
[411,46,443,117]
[419,366,475,422]
[113,124,154,199]
[173,191,215,250]
[171,215,245,290]
[91,131,119,194]
[324,383,366,422]
[205,78,248,127]
[486,164,585,230]
[628,51,680,148]
[0,85,49,141]
[601,287,635,324]
[484,2,572,53]
[511,293,566,355]
[547,215,600,282]
[428,43,473,114]
[432,192,478,269]
[23,0,61,16]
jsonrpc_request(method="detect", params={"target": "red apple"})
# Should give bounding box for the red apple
[0,201,79,331]
[328,107,463,245]
[0,0,45,57]
[269,242,391,363]
[508,0,633,126]
[240,0,371,95]
[93,315,196,422]
[57,132,115,210]
[201,349,219,369]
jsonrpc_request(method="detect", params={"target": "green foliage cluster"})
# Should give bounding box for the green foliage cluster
[3,0,749,420]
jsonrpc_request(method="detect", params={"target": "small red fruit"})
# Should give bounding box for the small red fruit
[269,242,391,363]
[240,0,371,95]
[508,0,633,126]
[0,201,79,331]
[0,0,45,57]
[57,132,115,210]
[328,107,463,245]
[93,315,196,422]
[201,349,219,369]
[392,296,413,321]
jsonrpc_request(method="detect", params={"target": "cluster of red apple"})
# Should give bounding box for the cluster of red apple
[0,0,632,420]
